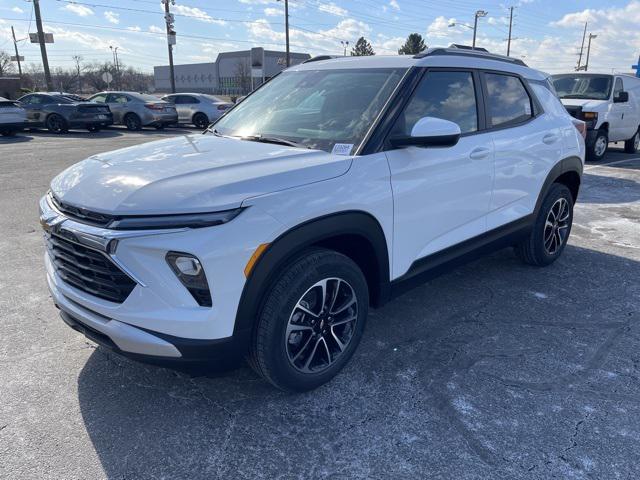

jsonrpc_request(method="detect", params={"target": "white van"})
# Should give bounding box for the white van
[552,73,640,160]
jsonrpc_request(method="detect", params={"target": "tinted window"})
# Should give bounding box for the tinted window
[162,96,176,104]
[485,73,533,128]
[19,95,34,104]
[180,95,198,104]
[394,70,478,135]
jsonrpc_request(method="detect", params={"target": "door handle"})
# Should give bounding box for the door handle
[543,133,560,145]
[469,147,491,160]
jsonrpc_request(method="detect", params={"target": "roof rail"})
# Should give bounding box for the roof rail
[302,55,340,64]
[413,47,527,67]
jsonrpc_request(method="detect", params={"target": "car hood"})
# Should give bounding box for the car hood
[560,98,609,110]
[50,134,351,215]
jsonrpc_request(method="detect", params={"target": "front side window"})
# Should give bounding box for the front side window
[485,73,533,128]
[551,74,613,101]
[393,70,478,136]
[214,68,407,153]
[91,94,107,103]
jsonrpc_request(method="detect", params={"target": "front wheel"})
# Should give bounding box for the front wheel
[193,112,209,129]
[587,129,608,161]
[624,130,640,154]
[124,113,142,131]
[248,248,369,392]
[515,183,574,266]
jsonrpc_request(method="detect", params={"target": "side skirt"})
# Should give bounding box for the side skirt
[388,215,534,300]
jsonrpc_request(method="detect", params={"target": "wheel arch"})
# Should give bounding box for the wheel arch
[534,156,583,216]
[233,211,391,344]
[599,122,609,132]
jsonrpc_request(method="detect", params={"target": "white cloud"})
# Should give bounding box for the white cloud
[104,11,120,24]
[63,4,94,17]
[389,0,400,11]
[172,4,227,25]
[127,25,141,32]
[427,16,456,39]
[264,7,280,17]
[11,6,24,14]
[148,25,164,34]
[318,2,347,17]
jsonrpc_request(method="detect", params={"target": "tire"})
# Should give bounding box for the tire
[515,183,573,267]
[124,113,142,131]
[587,129,608,161]
[87,125,101,133]
[46,114,68,134]
[193,112,209,129]
[248,248,369,392]
[624,129,640,154]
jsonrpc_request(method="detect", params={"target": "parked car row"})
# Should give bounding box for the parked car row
[0,91,234,135]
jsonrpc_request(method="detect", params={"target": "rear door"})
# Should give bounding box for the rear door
[106,93,129,123]
[484,72,563,230]
[174,95,198,123]
[20,94,47,125]
[385,69,495,278]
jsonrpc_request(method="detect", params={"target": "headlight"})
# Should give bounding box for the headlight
[110,208,243,230]
[166,252,212,307]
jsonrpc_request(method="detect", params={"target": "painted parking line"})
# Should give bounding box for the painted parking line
[585,156,640,170]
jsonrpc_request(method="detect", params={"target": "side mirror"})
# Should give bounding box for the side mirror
[614,91,629,103]
[390,116,461,148]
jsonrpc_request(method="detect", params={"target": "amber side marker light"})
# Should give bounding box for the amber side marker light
[244,243,270,277]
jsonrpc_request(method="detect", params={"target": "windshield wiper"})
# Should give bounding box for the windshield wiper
[561,94,598,99]
[240,135,312,149]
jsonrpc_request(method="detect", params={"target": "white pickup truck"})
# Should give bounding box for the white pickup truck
[552,73,640,161]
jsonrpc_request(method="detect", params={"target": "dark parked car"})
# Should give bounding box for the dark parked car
[18,93,113,133]
[87,92,178,130]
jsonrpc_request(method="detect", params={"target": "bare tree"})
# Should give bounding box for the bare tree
[0,50,17,76]
[234,60,251,94]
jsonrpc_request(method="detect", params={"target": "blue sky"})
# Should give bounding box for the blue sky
[1,0,639,74]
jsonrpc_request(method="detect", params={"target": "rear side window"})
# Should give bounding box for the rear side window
[484,73,533,128]
[394,70,478,135]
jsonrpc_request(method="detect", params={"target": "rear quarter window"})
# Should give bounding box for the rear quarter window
[530,83,568,118]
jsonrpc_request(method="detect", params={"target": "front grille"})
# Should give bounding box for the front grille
[564,106,581,119]
[45,231,136,303]
[50,194,115,228]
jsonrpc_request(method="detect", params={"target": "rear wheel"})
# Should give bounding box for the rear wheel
[587,129,608,161]
[193,112,209,129]
[624,129,640,154]
[124,113,142,131]
[515,183,573,266]
[248,248,369,392]
[46,114,68,134]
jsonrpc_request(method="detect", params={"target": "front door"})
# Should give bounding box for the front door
[106,93,130,123]
[385,69,495,278]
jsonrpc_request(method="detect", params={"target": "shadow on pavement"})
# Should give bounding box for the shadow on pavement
[0,135,33,144]
[76,243,640,479]
[579,172,640,204]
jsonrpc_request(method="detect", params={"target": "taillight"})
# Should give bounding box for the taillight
[217,104,229,111]
[573,120,587,140]
[145,103,165,111]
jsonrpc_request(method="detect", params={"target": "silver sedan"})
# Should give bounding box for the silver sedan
[161,93,233,129]
[87,92,178,130]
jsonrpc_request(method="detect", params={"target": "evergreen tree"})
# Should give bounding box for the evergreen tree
[351,37,375,56]
[398,33,427,55]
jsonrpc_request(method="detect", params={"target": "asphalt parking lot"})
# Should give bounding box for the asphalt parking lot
[1,129,639,479]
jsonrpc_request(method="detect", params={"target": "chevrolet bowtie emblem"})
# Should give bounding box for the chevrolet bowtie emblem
[40,213,65,233]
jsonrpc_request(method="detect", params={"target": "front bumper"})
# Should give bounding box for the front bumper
[39,193,281,362]
[143,112,178,126]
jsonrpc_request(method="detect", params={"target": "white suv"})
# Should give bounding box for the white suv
[40,49,585,391]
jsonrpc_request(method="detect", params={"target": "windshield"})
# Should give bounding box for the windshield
[213,68,407,153]
[552,74,613,100]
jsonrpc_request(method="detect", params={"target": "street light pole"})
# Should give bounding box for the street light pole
[472,10,488,50]
[576,22,588,71]
[506,6,514,56]
[584,33,597,72]
[341,40,349,56]
[162,0,176,93]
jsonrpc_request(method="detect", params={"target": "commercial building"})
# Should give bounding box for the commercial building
[154,47,311,95]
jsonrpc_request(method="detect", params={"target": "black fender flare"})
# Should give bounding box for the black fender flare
[533,156,583,218]
[232,211,390,347]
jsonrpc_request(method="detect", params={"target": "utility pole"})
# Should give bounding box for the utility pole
[284,0,290,67]
[11,26,22,79]
[584,33,597,72]
[506,6,514,56]
[576,22,587,71]
[162,0,176,93]
[472,10,488,50]
[110,46,120,89]
[33,0,53,91]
